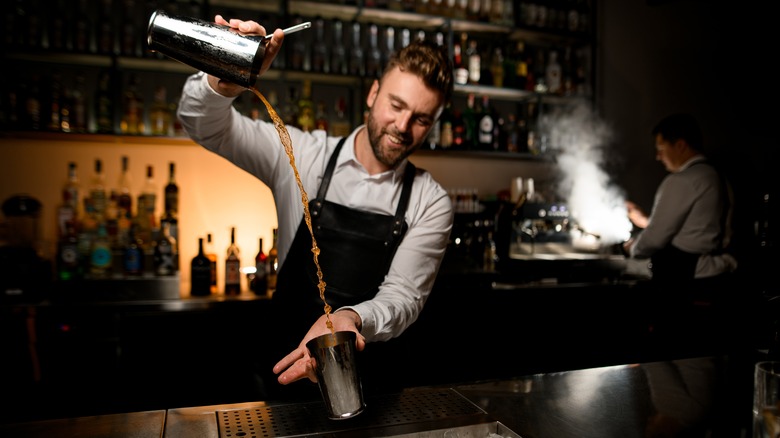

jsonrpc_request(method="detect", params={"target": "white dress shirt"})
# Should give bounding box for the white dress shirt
[177,72,454,341]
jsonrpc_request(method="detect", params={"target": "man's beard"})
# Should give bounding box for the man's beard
[366,109,418,169]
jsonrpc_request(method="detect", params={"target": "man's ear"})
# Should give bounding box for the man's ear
[366,79,379,108]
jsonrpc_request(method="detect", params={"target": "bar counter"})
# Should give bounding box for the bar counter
[0,355,755,437]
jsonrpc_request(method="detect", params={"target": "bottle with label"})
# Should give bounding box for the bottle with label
[149,85,172,136]
[267,228,279,295]
[122,224,144,276]
[453,34,468,85]
[315,101,329,132]
[162,161,179,254]
[191,237,212,297]
[205,232,218,294]
[57,161,80,239]
[120,73,144,135]
[250,237,268,296]
[116,155,133,219]
[297,80,315,133]
[56,221,81,281]
[224,226,241,295]
[466,38,481,85]
[132,166,152,249]
[477,95,495,150]
[89,222,113,278]
[545,50,562,95]
[462,93,477,148]
[153,221,177,276]
[89,158,107,220]
[330,97,351,137]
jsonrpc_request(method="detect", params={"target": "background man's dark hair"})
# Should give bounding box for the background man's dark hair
[651,113,704,151]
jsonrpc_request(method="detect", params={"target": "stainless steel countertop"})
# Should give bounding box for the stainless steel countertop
[0,355,751,437]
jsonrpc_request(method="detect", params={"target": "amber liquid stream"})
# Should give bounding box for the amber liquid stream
[250,86,334,334]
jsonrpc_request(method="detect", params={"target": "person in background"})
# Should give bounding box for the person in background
[177,16,454,400]
[623,113,739,357]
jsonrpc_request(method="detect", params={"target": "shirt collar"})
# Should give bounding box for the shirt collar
[678,154,706,171]
[336,125,408,183]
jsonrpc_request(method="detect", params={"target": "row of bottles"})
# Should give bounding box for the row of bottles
[425,93,553,155]
[1,68,183,136]
[3,0,204,57]
[190,227,279,297]
[306,0,591,33]
[232,80,353,137]
[55,157,179,280]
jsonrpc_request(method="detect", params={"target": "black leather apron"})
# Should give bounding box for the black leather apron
[271,137,416,344]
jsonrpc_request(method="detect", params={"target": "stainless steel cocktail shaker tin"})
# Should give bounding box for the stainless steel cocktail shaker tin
[147,9,266,87]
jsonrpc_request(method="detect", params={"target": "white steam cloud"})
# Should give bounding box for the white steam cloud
[538,102,632,245]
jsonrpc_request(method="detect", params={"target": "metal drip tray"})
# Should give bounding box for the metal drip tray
[213,388,522,438]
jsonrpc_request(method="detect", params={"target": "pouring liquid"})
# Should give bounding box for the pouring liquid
[249,86,334,334]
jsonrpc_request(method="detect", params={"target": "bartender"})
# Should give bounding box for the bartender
[177,16,455,400]
[623,113,738,355]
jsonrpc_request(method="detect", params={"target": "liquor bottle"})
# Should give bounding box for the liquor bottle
[477,95,496,150]
[330,97,352,137]
[462,93,477,148]
[89,158,107,220]
[56,221,81,281]
[47,71,63,132]
[149,85,172,136]
[57,161,80,239]
[365,23,383,78]
[122,224,144,276]
[95,70,114,134]
[382,26,396,71]
[120,74,144,135]
[162,162,179,252]
[89,222,113,278]
[545,50,562,95]
[116,155,133,219]
[297,80,315,133]
[153,221,177,276]
[311,17,329,73]
[489,46,505,87]
[330,20,348,76]
[315,101,329,132]
[135,165,157,245]
[289,15,310,71]
[22,74,42,131]
[190,237,212,296]
[267,228,279,295]
[453,34,468,85]
[466,38,481,85]
[205,233,218,294]
[224,227,241,295]
[348,21,365,76]
[250,237,268,296]
[70,72,88,133]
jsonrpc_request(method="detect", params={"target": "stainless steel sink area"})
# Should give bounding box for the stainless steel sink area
[164,388,523,437]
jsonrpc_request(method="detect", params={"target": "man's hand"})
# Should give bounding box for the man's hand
[626,201,649,229]
[206,15,285,97]
[273,310,366,385]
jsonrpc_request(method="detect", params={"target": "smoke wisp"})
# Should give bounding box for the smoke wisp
[538,102,632,245]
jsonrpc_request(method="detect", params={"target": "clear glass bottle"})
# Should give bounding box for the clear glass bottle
[149,85,172,136]
[153,221,177,276]
[311,17,329,73]
[224,226,241,295]
[366,23,383,78]
[348,21,365,76]
[89,158,107,220]
[116,155,132,219]
[330,20,348,76]
[162,161,179,252]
